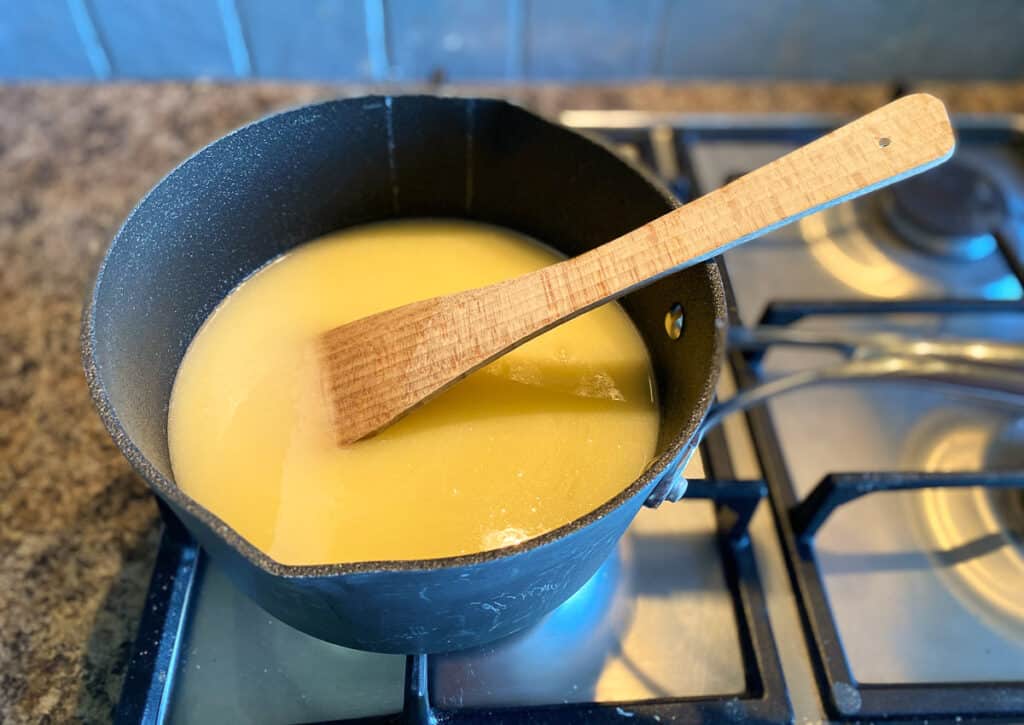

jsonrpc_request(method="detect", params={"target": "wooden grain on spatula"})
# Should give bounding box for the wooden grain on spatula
[319,93,955,445]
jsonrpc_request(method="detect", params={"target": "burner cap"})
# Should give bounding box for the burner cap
[891,160,1008,237]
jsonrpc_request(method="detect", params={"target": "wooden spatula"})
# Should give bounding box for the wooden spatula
[319,93,955,445]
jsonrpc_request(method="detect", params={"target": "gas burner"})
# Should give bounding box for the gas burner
[798,193,1018,299]
[986,419,1024,551]
[431,546,629,706]
[907,411,1024,641]
[430,503,748,707]
[882,159,1008,260]
[998,488,1024,547]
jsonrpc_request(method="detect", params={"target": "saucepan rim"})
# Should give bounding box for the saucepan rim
[81,94,727,579]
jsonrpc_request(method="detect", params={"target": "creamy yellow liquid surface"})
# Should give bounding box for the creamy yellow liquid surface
[168,220,659,565]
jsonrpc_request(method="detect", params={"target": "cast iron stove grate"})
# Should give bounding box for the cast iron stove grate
[116,468,788,724]
[617,111,1024,723]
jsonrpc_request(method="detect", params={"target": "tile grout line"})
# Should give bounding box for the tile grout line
[66,0,111,80]
[506,0,526,80]
[647,0,669,79]
[217,0,253,78]
[365,0,391,81]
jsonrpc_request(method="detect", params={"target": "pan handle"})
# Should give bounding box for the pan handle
[644,353,1024,508]
[729,325,1024,368]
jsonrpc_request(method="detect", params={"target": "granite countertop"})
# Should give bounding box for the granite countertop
[3,81,1024,723]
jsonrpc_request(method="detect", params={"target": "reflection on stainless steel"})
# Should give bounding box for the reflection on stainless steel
[687,129,1024,694]
[753,330,1024,686]
[995,487,1024,542]
[881,190,997,261]
[614,142,641,164]
[168,561,405,724]
[799,195,1021,300]
[431,496,745,707]
[688,149,1022,328]
[702,355,1024,436]
[431,546,630,707]
[730,325,1024,368]
[764,382,1024,684]
[684,139,1023,304]
[882,159,1011,261]
[909,412,1024,642]
[649,125,680,181]
[990,415,1024,548]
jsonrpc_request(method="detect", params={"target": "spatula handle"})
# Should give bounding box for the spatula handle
[538,93,955,319]
[320,94,956,445]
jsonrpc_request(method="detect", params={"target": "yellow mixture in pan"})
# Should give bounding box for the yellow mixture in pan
[168,220,659,565]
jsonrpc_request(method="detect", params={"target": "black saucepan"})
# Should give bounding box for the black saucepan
[83,95,726,654]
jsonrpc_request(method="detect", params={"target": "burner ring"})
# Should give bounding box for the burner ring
[880,192,998,260]
[883,160,1009,260]
[892,159,1009,237]
[914,413,1024,641]
[991,488,1024,546]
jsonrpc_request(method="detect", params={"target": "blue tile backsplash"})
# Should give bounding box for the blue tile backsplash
[525,0,663,80]
[388,0,510,81]
[1,0,1022,81]
[660,0,1024,82]
[237,0,370,80]
[0,0,95,79]
[88,0,237,78]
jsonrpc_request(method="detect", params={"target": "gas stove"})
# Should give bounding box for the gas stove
[116,109,1024,724]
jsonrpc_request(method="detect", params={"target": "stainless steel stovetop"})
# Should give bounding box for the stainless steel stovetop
[118,109,1024,725]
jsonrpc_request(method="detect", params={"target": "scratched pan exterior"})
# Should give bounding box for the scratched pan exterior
[83,96,726,653]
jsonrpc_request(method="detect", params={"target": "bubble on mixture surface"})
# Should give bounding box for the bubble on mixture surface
[482,527,529,549]
[484,359,625,401]
[573,372,625,401]
[487,360,542,386]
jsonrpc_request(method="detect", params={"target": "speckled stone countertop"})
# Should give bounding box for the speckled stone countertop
[3,81,1024,723]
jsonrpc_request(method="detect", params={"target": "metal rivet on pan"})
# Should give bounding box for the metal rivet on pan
[665,303,685,340]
